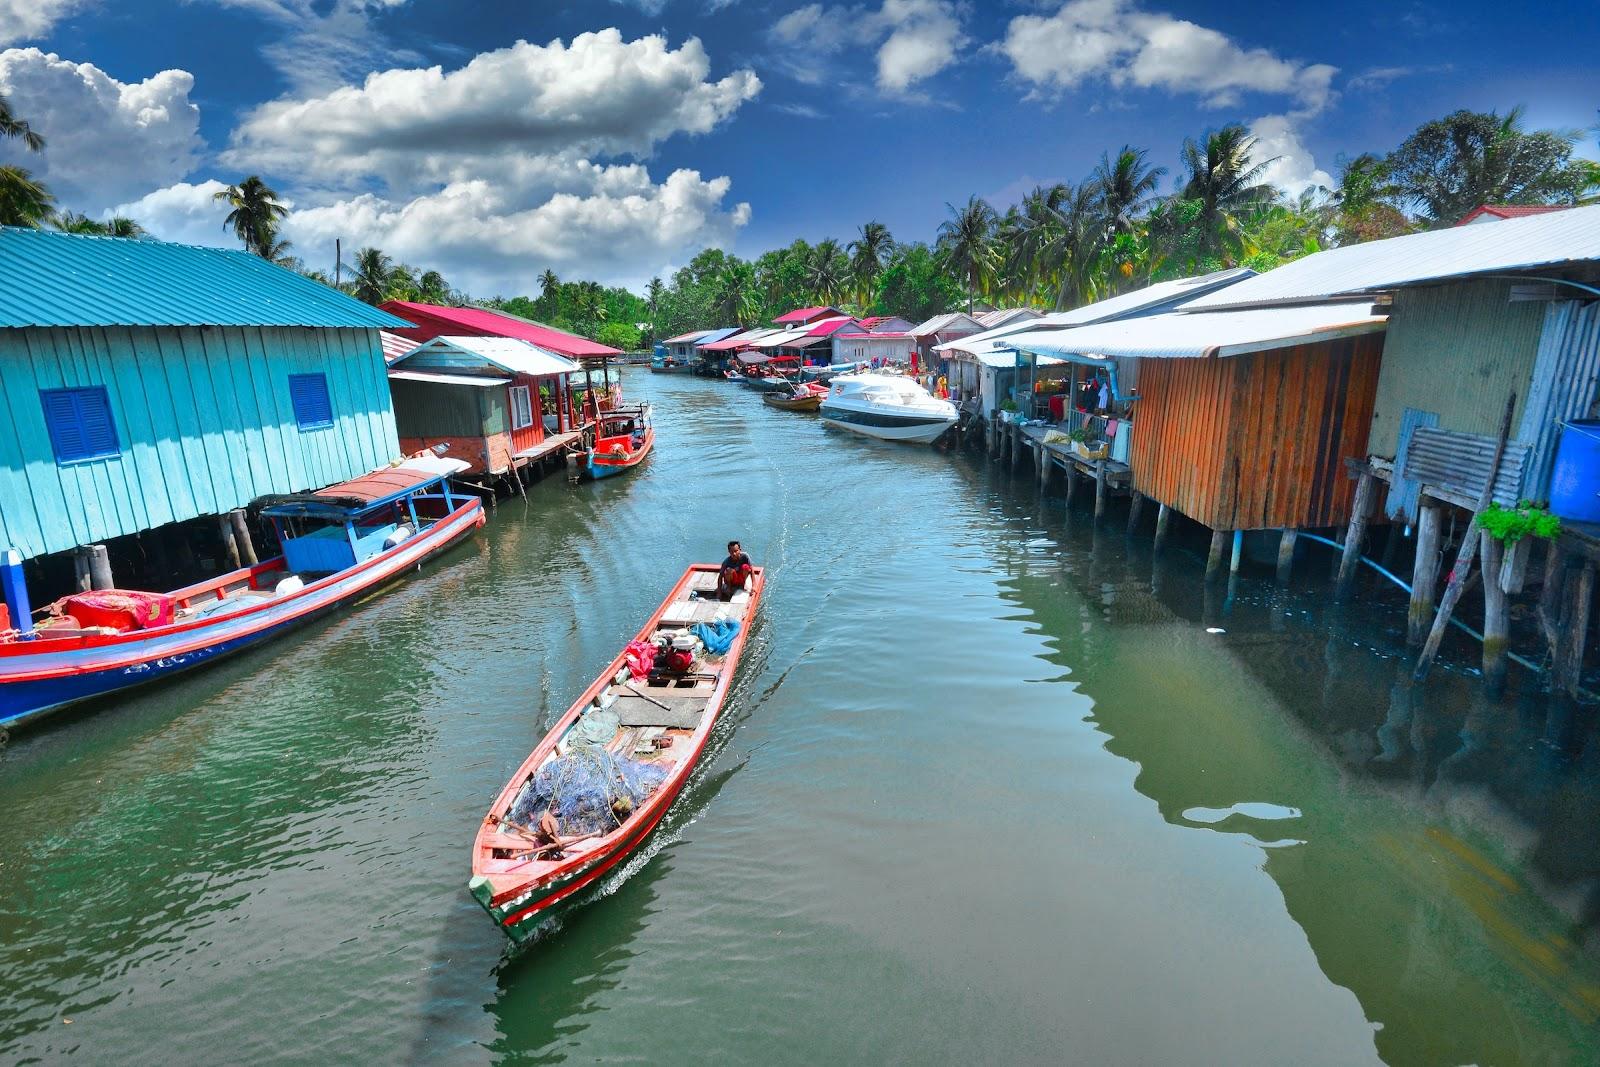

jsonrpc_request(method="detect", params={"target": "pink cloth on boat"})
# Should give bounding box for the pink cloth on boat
[623,640,658,680]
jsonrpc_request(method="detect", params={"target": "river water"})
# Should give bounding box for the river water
[3,369,1600,1065]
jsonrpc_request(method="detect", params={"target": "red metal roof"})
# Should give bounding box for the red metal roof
[379,300,621,358]
[773,305,844,324]
[804,316,858,336]
[1456,204,1571,225]
[857,316,889,329]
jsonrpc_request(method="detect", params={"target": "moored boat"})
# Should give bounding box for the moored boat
[762,382,827,412]
[583,403,654,479]
[469,563,764,942]
[0,456,484,730]
[819,373,959,444]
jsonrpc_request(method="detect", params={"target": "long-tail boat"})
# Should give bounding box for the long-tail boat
[583,403,654,479]
[0,457,484,730]
[762,382,827,412]
[469,562,764,944]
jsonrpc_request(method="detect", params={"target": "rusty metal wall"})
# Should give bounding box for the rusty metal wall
[1366,279,1546,458]
[1129,332,1384,530]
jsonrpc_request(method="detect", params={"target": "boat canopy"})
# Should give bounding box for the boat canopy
[257,466,452,520]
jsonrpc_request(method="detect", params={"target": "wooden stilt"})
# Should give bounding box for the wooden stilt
[1038,444,1053,489]
[230,509,258,566]
[1538,539,1565,660]
[1064,461,1078,509]
[1206,529,1229,582]
[1011,426,1022,471]
[511,461,529,501]
[1555,561,1595,698]
[1479,532,1510,696]
[1127,491,1145,535]
[1407,503,1443,647]
[1335,470,1377,597]
[86,544,113,590]
[1154,503,1171,551]
[1093,461,1107,521]
[1230,529,1244,575]
[1416,392,1516,682]
[73,548,93,593]
[1276,529,1298,584]
[218,514,241,571]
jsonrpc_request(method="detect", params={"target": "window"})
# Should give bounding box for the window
[289,373,333,430]
[509,385,533,430]
[41,386,120,464]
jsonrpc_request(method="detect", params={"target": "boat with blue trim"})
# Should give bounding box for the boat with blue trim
[0,455,484,730]
[582,404,654,480]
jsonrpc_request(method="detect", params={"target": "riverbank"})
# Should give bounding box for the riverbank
[2,369,1598,1065]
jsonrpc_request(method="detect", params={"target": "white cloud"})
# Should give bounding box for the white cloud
[1000,0,1335,114]
[223,30,761,188]
[108,180,236,248]
[1248,114,1333,197]
[206,0,421,93]
[0,0,82,46]
[0,48,204,208]
[772,0,966,97]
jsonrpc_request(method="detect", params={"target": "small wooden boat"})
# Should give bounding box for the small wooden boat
[583,403,654,480]
[762,384,827,412]
[0,457,484,730]
[724,370,747,384]
[470,563,764,943]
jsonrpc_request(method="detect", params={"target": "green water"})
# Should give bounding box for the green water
[3,368,1599,1065]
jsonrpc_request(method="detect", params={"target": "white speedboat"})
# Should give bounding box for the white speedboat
[819,373,959,444]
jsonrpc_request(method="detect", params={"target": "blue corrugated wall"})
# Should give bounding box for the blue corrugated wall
[0,325,400,560]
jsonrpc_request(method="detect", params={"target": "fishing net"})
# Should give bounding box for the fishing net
[511,746,670,837]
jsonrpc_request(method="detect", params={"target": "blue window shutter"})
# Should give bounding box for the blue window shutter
[289,373,333,430]
[40,387,120,464]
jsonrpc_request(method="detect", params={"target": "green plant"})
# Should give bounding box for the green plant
[1479,500,1562,545]
[1067,426,1091,443]
[999,398,1018,412]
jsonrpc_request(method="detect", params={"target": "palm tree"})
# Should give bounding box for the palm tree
[935,196,1000,313]
[711,262,758,327]
[0,166,55,227]
[418,270,449,303]
[349,246,394,304]
[847,222,894,307]
[538,269,560,301]
[262,233,296,266]
[1179,125,1279,261]
[999,184,1069,304]
[1095,145,1165,239]
[52,211,105,234]
[0,93,44,152]
[806,238,848,305]
[213,176,289,257]
[1037,182,1107,309]
[105,216,145,238]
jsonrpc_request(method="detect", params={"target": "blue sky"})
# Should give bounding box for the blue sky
[1,0,1595,295]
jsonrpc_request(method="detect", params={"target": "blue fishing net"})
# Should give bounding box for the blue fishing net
[692,617,741,654]
[510,746,670,837]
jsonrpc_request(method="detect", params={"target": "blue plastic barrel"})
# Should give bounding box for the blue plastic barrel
[1549,419,1600,522]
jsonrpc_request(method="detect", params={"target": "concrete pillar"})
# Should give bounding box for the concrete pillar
[1230,529,1244,575]
[1407,503,1443,647]
[1276,530,1298,584]
[86,544,113,590]
[1154,504,1172,551]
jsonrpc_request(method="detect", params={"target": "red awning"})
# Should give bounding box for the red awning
[379,300,621,358]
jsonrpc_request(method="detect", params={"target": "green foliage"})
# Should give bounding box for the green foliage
[999,397,1018,413]
[1479,501,1562,545]
[0,165,55,227]
[596,321,642,351]
[873,242,962,321]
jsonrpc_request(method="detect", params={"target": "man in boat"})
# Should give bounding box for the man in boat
[718,541,754,601]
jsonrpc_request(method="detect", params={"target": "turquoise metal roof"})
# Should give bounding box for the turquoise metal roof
[0,227,411,329]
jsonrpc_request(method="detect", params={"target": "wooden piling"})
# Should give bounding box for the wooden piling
[1555,561,1595,698]
[1206,529,1229,582]
[1276,530,1297,584]
[1407,503,1443,647]
[230,509,258,566]
[1093,461,1107,521]
[86,544,113,590]
[1154,503,1171,551]
[1335,470,1377,597]
[73,548,92,592]
[1011,425,1022,471]
[218,515,241,570]
[1126,491,1145,535]
[1038,444,1053,489]
[1479,531,1510,695]
[1538,539,1565,660]
[1064,461,1078,508]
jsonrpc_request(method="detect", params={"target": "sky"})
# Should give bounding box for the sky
[0,0,1595,297]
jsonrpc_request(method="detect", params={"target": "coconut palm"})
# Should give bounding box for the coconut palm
[0,165,55,227]
[805,238,848,305]
[105,216,145,238]
[1037,182,1107,309]
[711,261,759,327]
[935,195,1000,313]
[847,221,894,306]
[349,246,394,304]
[213,176,289,257]
[418,270,449,303]
[1095,145,1165,239]
[999,184,1070,304]
[1178,125,1280,261]
[0,93,43,152]
[538,269,559,300]
[262,233,297,266]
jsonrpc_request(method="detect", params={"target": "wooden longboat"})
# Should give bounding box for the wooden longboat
[583,403,654,480]
[470,563,764,943]
[762,391,824,412]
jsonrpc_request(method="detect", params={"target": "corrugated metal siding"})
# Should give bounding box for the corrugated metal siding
[1367,280,1545,457]
[1384,407,1440,521]
[1130,333,1383,530]
[0,227,409,329]
[0,325,399,560]
[390,378,491,437]
[1401,427,1529,505]
[1518,300,1600,499]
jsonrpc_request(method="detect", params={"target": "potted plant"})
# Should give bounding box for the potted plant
[998,397,1018,424]
[1067,426,1107,460]
[1479,500,1562,594]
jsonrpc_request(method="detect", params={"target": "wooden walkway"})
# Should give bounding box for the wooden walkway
[515,430,584,465]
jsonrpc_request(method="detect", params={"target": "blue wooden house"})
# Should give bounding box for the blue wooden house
[0,227,411,564]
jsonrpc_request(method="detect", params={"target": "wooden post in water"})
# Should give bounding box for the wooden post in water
[1038,443,1053,490]
[73,548,93,592]
[1206,529,1229,582]
[1064,461,1078,509]
[1127,491,1145,535]
[1537,540,1566,660]
[217,514,241,571]
[1276,530,1298,583]
[1093,461,1107,521]
[1415,392,1516,682]
[1011,425,1022,471]
[1154,503,1171,551]
[1479,531,1510,696]
[1555,561,1595,698]
[230,510,258,566]
[86,544,113,590]
[1335,470,1377,598]
[1407,503,1443,646]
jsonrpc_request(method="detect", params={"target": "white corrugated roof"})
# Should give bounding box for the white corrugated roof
[1006,303,1388,361]
[392,335,581,377]
[909,311,985,336]
[751,326,813,348]
[1184,204,1600,310]
[388,368,510,388]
